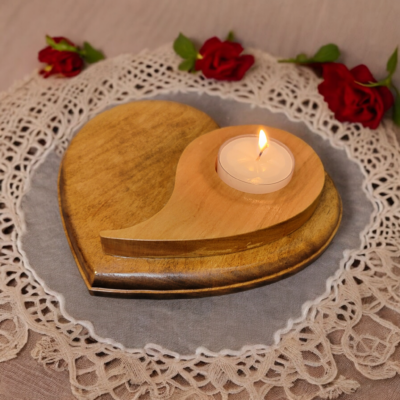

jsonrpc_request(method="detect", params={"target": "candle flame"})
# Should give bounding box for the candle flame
[256,129,269,161]
[259,129,268,151]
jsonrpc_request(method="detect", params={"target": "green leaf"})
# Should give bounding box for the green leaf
[173,33,198,59]
[80,41,105,64]
[226,31,235,42]
[178,58,196,72]
[386,47,398,75]
[46,35,78,53]
[311,44,340,63]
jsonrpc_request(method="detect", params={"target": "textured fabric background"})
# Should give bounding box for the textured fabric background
[21,92,372,353]
[1,0,400,92]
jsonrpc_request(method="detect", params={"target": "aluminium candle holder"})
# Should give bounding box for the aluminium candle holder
[58,100,342,299]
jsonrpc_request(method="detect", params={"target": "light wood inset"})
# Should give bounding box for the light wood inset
[100,125,325,258]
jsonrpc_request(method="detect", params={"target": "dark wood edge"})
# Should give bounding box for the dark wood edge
[88,193,342,298]
[58,163,94,291]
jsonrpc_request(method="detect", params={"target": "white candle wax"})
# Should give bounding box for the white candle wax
[217,135,295,194]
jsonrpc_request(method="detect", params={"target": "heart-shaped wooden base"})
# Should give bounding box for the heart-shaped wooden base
[59,100,342,298]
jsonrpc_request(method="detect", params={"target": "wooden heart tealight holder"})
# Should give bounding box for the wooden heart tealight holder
[59,100,342,298]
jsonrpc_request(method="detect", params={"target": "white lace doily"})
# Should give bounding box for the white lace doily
[0,44,399,400]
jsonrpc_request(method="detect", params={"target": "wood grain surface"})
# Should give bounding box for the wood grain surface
[59,100,341,298]
[100,125,325,258]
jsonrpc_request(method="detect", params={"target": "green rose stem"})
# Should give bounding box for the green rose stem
[46,36,78,53]
[46,35,105,64]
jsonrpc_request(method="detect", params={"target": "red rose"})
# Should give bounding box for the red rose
[38,37,84,78]
[318,63,394,129]
[195,37,254,81]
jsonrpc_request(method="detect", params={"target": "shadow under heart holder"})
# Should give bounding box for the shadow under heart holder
[58,100,342,298]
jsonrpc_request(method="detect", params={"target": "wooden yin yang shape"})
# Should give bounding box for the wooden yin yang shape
[100,125,326,258]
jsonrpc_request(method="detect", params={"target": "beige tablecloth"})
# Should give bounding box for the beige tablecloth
[1,1,400,399]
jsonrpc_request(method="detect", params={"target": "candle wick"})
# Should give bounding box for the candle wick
[256,144,269,161]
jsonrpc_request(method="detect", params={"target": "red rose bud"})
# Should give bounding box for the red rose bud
[318,63,394,129]
[195,37,254,81]
[38,37,84,78]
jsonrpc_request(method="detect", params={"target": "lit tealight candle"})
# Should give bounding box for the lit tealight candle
[217,129,295,194]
